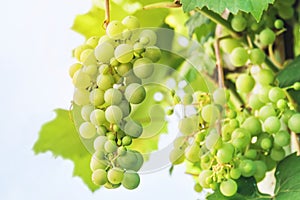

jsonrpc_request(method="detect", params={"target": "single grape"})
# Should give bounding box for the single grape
[80,49,97,66]
[258,104,276,121]
[104,140,118,153]
[201,104,220,123]
[258,86,272,103]
[105,105,123,124]
[116,63,132,76]
[231,128,251,149]
[241,116,262,136]
[73,88,90,105]
[220,38,241,53]
[270,147,285,161]
[278,6,294,20]
[244,149,257,160]
[249,48,265,65]
[114,44,134,63]
[122,171,140,190]
[83,64,98,77]
[90,156,108,171]
[81,105,94,122]
[178,117,198,135]
[124,71,142,85]
[169,148,185,165]
[220,179,238,197]
[205,130,221,150]
[255,69,274,86]
[106,20,125,40]
[248,94,264,110]
[268,87,285,102]
[182,94,193,105]
[94,136,108,151]
[124,83,146,104]
[79,122,96,139]
[282,109,296,124]
[230,47,249,67]
[74,44,92,61]
[230,168,241,180]
[194,183,203,193]
[143,46,161,62]
[236,74,255,93]
[133,57,154,79]
[274,19,284,29]
[288,113,300,133]
[72,70,91,89]
[69,63,82,78]
[263,116,281,133]
[122,135,132,146]
[86,36,100,48]
[139,30,157,46]
[185,142,201,163]
[231,15,247,32]
[259,28,276,46]
[104,88,123,105]
[260,137,273,150]
[124,120,143,138]
[274,130,290,147]
[107,168,124,184]
[94,42,114,63]
[293,82,300,90]
[254,160,267,182]
[122,16,140,29]
[213,88,228,105]
[92,169,108,186]
[117,150,143,170]
[198,170,213,189]
[239,159,256,177]
[96,74,114,90]
[90,109,106,126]
[89,89,105,107]
[277,99,288,110]
[216,143,234,163]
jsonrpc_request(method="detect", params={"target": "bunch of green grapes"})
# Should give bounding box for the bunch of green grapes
[69,15,162,189]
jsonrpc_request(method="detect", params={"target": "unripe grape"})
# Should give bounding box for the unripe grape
[92,169,108,185]
[236,74,255,93]
[86,36,100,48]
[178,117,198,135]
[122,135,132,146]
[104,88,123,105]
[244,149,257,160]
[258,105,276,121]
[122,171,140,190]
[139,30,157,46]
[274,130,290,147]
[216,143,234,163]
[122,16,140,29]
[270,147,285,161]
[239,159,256,177]
[83,64,98,77]
[185,142,201,163]
[118,100,131,117]
[231,128,251,149]
[89,89,105,107]
[106,20,125,40]
[90,109,106,126]
[230,168,241,179]
[169,148,185,165]
[259,28,276,46]
[80,49,97,66]
[205,130,221,150]
[256,69,274,85]
[264,116,281,133]
[249,48,265,65]
[260,137,273,150]
[293,82,300,90]
[269,87,285,102]
[69,63,83,78]
[198,170,213,188]
[81,105,94,122]
[143,46,161,62]
[288,113,300,133]
[79,122,96,139]
[124,120,143,138]
[213,88,228,105]
[96,74,114,90]
[182,94,193,105]
[73,88,90,105]
[220,38,241,53]
[105,105,123,124]
[90,156,108,171]
[277,99,288,110]
[94,42,114,63]
[231,15,247,32]
[254,160,267,182]
[74,44,92,61]
[241,116,262,136]
[274,19,284,29]
[72,70,91,89]
[94,136,108,151]
[124,83,146,104]
[248,94,264,110]
[116,63,132,76]
[220,179,237,197]
[278,6,294,20]
[230,47,249,67]
[258,86,272,103]
[282,109,296,124]
[107,168,124,184]
[114,44,134,63]
[194,183,203,193]
[201,104,220,123]
[133,57,154,79]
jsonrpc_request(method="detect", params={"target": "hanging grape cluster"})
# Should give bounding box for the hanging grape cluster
[69,16,162,189]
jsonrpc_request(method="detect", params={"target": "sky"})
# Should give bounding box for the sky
[0,0,204,199]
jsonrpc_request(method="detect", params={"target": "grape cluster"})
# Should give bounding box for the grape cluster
[69,16,162,189]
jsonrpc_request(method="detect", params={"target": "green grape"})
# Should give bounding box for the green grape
[122,16,140,29]
[89,89,105,107]
[94,42,114,63]
[80,49,97,66]
[116,63,132,76]
[198,170,213,188]
[124,120,143,138]
[268,87,285,102]
[230,168,241,179]
[277,99,288,110]
[94,136,108,151]
[254,160,267,182]
[222,123,234,141]
[117,151,140,170]
[133,57,154,79]
[106,20,125,40]
[124,71,142,85]
[259,28,276,46]
[90,109,106,126]
[282,109,296,124]
[124,83,146,104]
[90,156,108,171]
[231,128,251,149]
[122,171,140,190]
[270,147,285,161]
[74,44,92,61]
[239,159,256,177]
[131,151,144,171]
[143,46,161,62]
[104,182,121,189]
[288,113,300,133]
[169,148,185,165]
[278,6,294,20]
[248,94,264,110]
[81,105,94,122]
[194,183,203,193]
[114,44,134,63]
[182,94,193,105]
[104,88,123,105]
[122,135,132,146]
[86,36,100,48]
[274,19,284,29]
[236,74,255,93]
[185,142,201,163]
[79,122,96,139]
[216,143,234,163]
[241,116,262,136]
[258,105,276,121]
[92,169,108,186]
[263,116,281,133]
[220,179,238,197]
[258,86,272,103]
[231,15,247,32]
[98,64,110,74]
[213,88,228,105]
[105,105,123,124]
[173,136,188,149]
[220,38,241,53]
[201,104,220,123]
[107,168,124,184]
[256,69,274,86]
[72,70,91,89]
[83,64,98,77]
[96,74,114,90]
[73,88,90,105]
[260,137,273,150]
[178,117,198,135]
[293,82,300,90]
[117,146,127,156]
[69,63,82,78]
[230,47,249,67]
[104,140,118,153]
[274,130,290,147]
[249,48,265,65]
[260,155,276,171]
[133,42,145,55]
[205,130,221,150]
[139,30,157,46]
[244,149,257,160]
[277,0,295,6]
[118,100,131,117]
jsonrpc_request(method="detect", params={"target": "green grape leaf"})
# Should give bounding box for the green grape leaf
[207,177,271,200]
[185,12,214,40]
[181,0,275,22]
[273,153,300,199]
[33,109,99,191]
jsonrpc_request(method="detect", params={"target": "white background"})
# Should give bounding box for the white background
[0,0,203,199]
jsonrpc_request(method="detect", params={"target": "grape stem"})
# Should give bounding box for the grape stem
[143,0,181,9]
[268,44,283,69]
[103,0,110,28]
